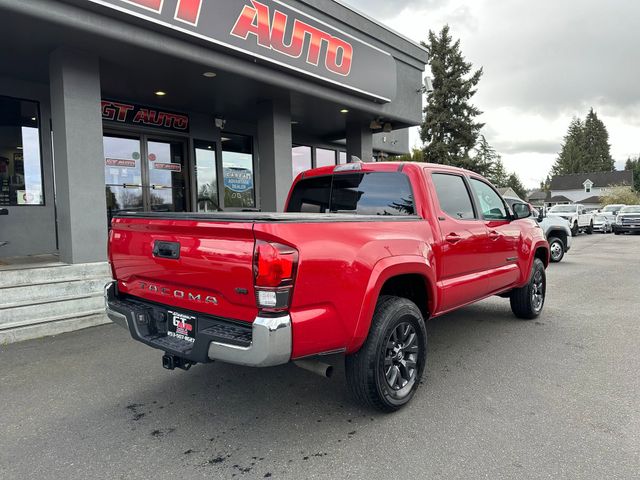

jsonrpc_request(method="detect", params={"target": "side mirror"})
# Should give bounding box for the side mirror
[512,202,532,220]
[537,209,544,222]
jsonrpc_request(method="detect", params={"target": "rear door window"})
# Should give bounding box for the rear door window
[431,173,476,220]
[287,172,415,216]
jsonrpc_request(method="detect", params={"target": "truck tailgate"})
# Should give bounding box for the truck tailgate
[109,217,258,322]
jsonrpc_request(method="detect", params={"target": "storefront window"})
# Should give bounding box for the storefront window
[316,148,336,167]
[0,96,44,206]
[222,134,255,209]
[292,145,312,179]
[195,141,218,212]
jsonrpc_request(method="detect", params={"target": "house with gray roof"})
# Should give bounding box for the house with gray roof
[549,170,634,208]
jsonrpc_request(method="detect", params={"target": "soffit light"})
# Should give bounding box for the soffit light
[154,91,167,96]
[203,72,217,78]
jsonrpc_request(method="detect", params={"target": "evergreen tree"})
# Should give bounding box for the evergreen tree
[420,25,484,166]
[540,174,552,192]
[625,156,640,192]
[469,135,499,179]
[551,109,614,176]
[505,172,527,199]
[552,118,585,175]
[581,108,614,171]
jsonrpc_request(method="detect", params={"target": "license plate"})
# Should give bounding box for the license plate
[167,311,196,344]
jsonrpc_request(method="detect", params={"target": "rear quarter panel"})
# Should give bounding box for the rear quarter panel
[255,218,436,358]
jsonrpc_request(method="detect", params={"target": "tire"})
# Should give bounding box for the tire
[345,296,427,412]
[586,221,593,235]
[510,258,546,320]
[548,237,564,263]
[571,222,579,236]
[615,231,621,235]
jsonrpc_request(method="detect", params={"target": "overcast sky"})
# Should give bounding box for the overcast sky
[345,0,640,188]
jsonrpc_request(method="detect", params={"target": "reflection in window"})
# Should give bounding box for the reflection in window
[195,141,218,212]
[316,148,336,167]
[287,172,415,216]
[432,173,475,220]
[0,96,44,206]
[104,135,143,216]
[469,178,508,220]
[222,134,255,209]
[292,145,312,179]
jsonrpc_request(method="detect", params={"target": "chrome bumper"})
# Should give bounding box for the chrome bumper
[207,315,291,367]
[104,281,291,368]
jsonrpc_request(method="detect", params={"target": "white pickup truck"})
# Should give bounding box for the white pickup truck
[546,204,594,236]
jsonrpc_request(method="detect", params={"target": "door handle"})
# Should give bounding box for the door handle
[445,233,462,244]
[488,230,500,240]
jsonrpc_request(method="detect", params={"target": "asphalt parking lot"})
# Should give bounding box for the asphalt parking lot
[1,233,638,479]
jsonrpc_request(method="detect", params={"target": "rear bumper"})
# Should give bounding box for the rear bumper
[104,282,291,367]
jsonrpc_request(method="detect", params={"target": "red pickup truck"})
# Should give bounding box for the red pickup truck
[105,162,548,411]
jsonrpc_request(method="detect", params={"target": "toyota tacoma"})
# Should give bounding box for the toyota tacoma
[105,162,549,411]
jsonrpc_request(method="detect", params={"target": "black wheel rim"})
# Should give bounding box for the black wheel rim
[383,322,419,391]
[531,269,545,312]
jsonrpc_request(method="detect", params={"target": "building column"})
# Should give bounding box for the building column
[257,97,293,212]
[346,122,373,163]
[49,49,107,264]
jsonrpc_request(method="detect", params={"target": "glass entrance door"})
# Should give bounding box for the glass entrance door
[104,135,144,217]
[146,139,186,212]
[104,134,187,220]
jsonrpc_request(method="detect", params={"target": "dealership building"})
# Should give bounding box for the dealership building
[0,0,428,342]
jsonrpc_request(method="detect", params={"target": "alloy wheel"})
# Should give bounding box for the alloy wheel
[383,322,419,391]
[531,270,545,312]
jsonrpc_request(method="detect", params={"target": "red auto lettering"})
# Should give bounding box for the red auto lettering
[326,38,353,76]
[173,115,189,130]
[101,101,116,121]
[132,108,149,125]
[174,0,203,25]
[231,0,353,77]
[270,12,304,58]
[231,0,271,48]
[112,102,135,122]
[302,23,333,66]
[125,0,162,13]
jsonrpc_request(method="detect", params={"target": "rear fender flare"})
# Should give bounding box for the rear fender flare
[346,255,437,354]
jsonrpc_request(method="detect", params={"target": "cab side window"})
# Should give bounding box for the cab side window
[431,173,476,220]
[469,178,508,220]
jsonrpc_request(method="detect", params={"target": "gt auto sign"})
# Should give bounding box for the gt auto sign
[230,1,352,76]
[85,0,397,101]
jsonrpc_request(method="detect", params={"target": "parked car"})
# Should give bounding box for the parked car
[105,162,549,412]
[592,214,613,233]
[614,205,640,235]
[546,204,594,236]
[600,204,625,220]
[505,197,571,262]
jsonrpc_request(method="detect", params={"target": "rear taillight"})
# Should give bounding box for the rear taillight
[253,240,298,312]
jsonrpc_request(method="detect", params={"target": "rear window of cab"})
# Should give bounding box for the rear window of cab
[287,172,415,216]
